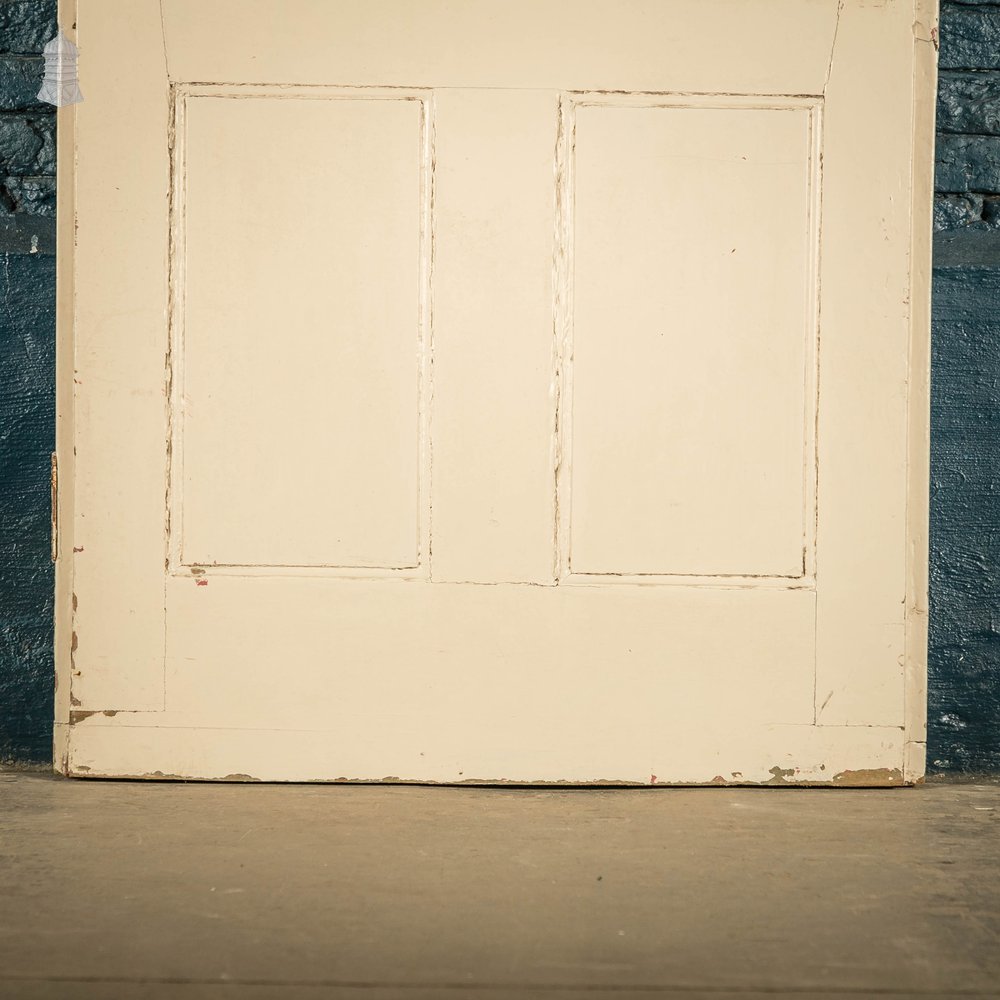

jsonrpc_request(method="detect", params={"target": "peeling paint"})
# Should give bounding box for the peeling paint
[48,450,57,562]
[550,93,570,581]
[57,768,920,787]
[913,15,936,46]
[69,626,80,710]
[69,709,118,724]
[832,767,904,786]
[766,765,797,785]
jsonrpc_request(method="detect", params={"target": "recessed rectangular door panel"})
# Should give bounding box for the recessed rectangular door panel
[178,92,426,571]
[568,101,817,580]
[59,0,935,784]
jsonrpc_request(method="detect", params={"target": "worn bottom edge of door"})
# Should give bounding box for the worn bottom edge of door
[56,723,923,787]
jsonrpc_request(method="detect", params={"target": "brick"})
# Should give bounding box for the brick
[0,213,55,254]
[935,133,1000,192]
[0,115,40,172]
[0,175,55,216]
[938,193,981,230]
[0,0,57,55]
[937,71,1000,135]
[32,112,54,173]
[0,54,44,111]
[940,4,1000,70]
[934,193,1000,232]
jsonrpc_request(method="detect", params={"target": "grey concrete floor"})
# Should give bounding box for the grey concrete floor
[0,774,998,1000]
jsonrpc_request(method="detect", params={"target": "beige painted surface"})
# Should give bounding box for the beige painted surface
[58,0,938,784]
[431,90,558,585]
[569,98,817,580]
[179,92,426,570]
[66,0,167,711]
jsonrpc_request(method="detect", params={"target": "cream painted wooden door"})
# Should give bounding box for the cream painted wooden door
[55,0,938,784]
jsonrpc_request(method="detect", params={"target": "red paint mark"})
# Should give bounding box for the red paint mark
[73,546,84,553]
[650,774,658,784]
[196,579,208,587]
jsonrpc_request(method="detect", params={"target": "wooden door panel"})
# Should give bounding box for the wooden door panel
[81,582,820,783]
[57,0,937,783]
[159,0,841,95]
[66,720,910,786]
[430,90,559,585]
[66,0,168,711]
[814,3,932,727]
[178,91,427,570]
[568,98,818,581]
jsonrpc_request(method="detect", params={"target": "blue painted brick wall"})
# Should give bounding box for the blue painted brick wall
[0,0,57,765]
[0,1,998,771]
[930,1,1000,772]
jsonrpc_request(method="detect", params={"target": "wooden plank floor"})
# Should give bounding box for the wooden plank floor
[0,774,997,999]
